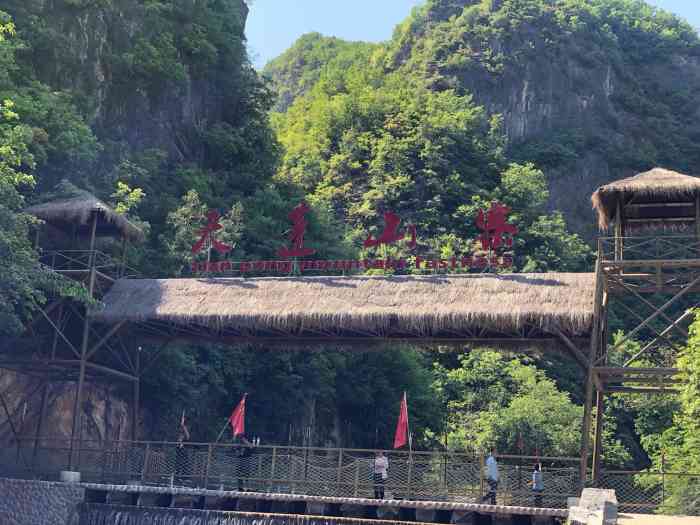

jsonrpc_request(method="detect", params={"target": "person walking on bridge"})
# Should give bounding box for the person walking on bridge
[531,463,543,507]
[481,448,499,505]
[373,450,389,499]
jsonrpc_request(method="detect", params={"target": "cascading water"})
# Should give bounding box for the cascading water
[78,504,384,525]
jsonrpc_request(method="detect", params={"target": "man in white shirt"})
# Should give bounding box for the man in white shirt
[480,448,499,505]
[373,451,389,499]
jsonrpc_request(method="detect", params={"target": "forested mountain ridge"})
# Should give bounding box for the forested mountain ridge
[264,33,380,113]
[264,0,700,237]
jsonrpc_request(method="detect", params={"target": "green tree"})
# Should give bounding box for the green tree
[0,15,84,334]
[640,311,700,514]
[432,350,590,456]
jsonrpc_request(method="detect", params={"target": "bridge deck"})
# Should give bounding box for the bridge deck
[80,482,568,518]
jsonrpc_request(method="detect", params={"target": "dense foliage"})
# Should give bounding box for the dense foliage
[0,12,85,336]
[635,312,700,514]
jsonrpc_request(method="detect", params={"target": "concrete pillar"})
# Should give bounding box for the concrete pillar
[450,510,476,525]
[236,497,258,512]
[377,505,400,520]
[492,513,515,525]
[306,501,328,516]
[340,503,366,518]
[416,508,438,523]
[270,500,294,514]
[532,516,556,525]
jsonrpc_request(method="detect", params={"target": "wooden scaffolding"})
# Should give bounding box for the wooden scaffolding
[584,168,700,483]
[0,192,144,469]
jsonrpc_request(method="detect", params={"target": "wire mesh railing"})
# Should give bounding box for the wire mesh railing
[1,440,581,508]
[599,470,700,515]
[598,236,700,262]
[39,250,140,280]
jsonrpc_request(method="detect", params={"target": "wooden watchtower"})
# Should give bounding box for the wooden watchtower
[0,189,143,469]
[585,167,700,482]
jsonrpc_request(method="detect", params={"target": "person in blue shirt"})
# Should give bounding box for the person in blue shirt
[531,463,544,507]
[480,448,499,505]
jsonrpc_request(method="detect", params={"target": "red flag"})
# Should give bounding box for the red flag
[229,394,247,437]
[393,392,409,449]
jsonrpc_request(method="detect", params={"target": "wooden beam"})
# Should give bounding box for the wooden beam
[603,259,700,268]
[86,321,126,360]
[605,386,679,394]
[38,306,81,359]
[604,376,682,385]
[601,294,683,362]
[610,274,700,353]
[594,367,679,376]
[625,217,694,223]
[623,309,694,367]
[607,276,689,339]
[553,328,589,370]
[626,202,694,208]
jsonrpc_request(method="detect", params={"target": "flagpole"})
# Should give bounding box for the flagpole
[216,419,230,443]
[406,392,411,456]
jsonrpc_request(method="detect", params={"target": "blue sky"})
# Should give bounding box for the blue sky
[245,0,700,69]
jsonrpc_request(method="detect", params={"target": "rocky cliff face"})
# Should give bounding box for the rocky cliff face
[5,0,250,164]
[0,371,131,450]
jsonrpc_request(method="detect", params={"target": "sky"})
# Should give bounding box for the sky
[245,0,700,69]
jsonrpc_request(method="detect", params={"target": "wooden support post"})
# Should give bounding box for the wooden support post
[581,258,604,486]
[0,383,30,470]
[614,200,623,261]
[141,442,151,483]
[336,448,343,495]
[270,446,277,491]
[68,212,98,469]
[132,347,141,442]
[407,452,414,500]
[51,304,63,360]
[121,236,128,279]
[353,460,360,497]
[32,380,49,470]
[204,443,213,489]
[580,369,594,487]
[479,453,485,500]
[592,390,605,484]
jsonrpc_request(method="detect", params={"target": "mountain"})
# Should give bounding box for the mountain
[264,33,379,112]
[264,0,700,237]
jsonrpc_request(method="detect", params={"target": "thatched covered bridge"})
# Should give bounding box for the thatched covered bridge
[92,273,595,346]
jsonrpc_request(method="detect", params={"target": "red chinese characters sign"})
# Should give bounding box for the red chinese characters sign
[476,202,518,251]
[191,210,232,255]
[277,202,315,257]
[364,212,416,249]
[191,202,516,274]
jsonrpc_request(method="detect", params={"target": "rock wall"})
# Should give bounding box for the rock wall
[0,370,131,450]
[4,0,250,167]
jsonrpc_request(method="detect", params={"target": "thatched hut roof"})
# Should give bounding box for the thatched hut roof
[92,273,596,338]
[26,193,144,242]
[591,168,700,229]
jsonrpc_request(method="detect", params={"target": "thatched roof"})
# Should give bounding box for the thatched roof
[92,273,596,338]
[26,194,144,242]
[592,168,700,229]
